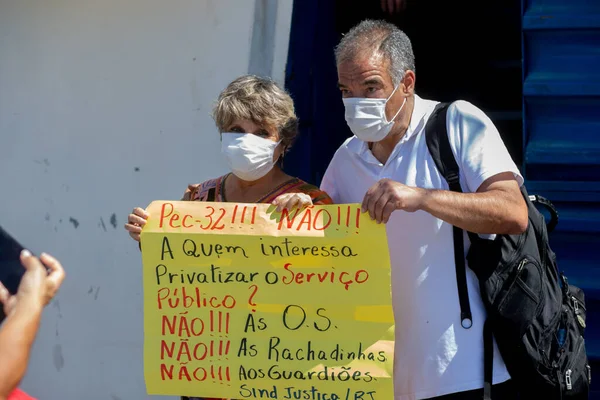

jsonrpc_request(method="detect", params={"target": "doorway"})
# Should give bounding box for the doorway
[284,0,523,184]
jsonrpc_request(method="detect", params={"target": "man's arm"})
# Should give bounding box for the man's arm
[418,100,529,234]
[319,154,340,204]
[0,300,42,398]
[362,100,528,234]
[419,172,528,234]
[362,172,528,235]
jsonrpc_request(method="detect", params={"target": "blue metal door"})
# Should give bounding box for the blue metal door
[522,1,600,396]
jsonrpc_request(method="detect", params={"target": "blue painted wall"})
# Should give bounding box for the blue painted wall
[522,0,600,396]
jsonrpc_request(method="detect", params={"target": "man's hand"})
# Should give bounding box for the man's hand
[0,251,66,316]
[362,179,425,223]
[381,0,407,15]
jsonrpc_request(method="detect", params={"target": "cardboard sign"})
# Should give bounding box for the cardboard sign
[141,201,394,399]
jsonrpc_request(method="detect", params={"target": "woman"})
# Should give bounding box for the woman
[124,75,333,400]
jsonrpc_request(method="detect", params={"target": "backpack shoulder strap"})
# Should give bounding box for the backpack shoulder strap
[424,101,473,328]
[425,101,493,400]
[425,102,462,193]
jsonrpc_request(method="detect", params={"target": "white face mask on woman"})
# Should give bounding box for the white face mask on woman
[220,133,281,181]
[342,84,407,142]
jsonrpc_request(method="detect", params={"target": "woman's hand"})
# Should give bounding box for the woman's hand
[124,207,150,242]
[0,251,65,316]
[272,193,313,213]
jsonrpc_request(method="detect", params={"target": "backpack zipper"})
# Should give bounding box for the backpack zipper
[563,337,586,392]
[517,258,527,272]
[497,258,528,309]
[572,296,587,328]
[587,365,592,384]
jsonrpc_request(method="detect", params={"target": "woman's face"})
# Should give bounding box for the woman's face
[225,119,284,161]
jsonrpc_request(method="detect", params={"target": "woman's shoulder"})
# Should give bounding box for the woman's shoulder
[182,176,226,201]
[294,179,334,205]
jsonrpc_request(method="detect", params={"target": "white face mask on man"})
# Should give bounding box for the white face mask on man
[342,84,407,142]
[220,133,281,181]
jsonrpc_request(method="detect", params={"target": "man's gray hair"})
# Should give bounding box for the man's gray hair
[334,20,415,87]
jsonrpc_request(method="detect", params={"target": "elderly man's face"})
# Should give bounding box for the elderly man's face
[337,52,406,123]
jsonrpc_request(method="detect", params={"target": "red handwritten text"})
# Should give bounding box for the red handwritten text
[281,263,370,291]
[157,287,236,310]
[160,339,231,361]
[160,364,231,382]
[278,206,361,231]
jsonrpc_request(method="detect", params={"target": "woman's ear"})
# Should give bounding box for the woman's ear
[278,144,288,166]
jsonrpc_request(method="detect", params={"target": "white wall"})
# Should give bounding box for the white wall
[0,0,292,398]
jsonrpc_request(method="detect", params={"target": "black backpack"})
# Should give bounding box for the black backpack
[424,102,591,399]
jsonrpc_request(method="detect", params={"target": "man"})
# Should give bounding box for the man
[320,20,528,400]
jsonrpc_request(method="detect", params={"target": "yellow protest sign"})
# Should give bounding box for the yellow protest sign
[141,201,394,399]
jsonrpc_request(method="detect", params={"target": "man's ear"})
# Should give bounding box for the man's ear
[403,70,416,94]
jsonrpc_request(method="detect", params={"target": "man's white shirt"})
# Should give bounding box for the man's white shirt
[320,95,524,400]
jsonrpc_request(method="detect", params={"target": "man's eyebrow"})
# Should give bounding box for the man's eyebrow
[338,78,383,88]
[363,78,383,86]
